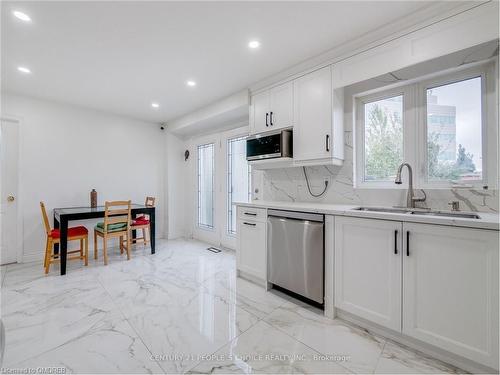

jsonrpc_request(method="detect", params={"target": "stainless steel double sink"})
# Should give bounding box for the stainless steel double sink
[354,206,481,219]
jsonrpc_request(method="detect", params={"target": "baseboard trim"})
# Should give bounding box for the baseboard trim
[336,309,498,374]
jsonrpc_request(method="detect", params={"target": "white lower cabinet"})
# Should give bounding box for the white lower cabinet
[335,216,499,370]
[402,223,499,369]
[236,207,266,281]
[334,217,402,331]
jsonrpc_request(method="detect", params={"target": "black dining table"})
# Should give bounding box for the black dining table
[53,204,155,275]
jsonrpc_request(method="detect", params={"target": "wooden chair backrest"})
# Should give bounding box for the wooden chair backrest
[145,196,155,207]
[40,202,52,235]
[103,200,131,232]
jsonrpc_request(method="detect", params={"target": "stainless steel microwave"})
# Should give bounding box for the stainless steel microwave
[246,129,293,161]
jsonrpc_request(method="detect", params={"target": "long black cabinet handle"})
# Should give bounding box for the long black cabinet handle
[270,111,273,126]
[406,231,410,256]
[266,113,269,127]
[243,222,256,226]
[394,230,398,255]
[244,212,257,216]
[326,134,330,152]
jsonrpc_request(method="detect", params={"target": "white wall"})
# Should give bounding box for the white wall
[2,93,166,262]
[165,130,188,239]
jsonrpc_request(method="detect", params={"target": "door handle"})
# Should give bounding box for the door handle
[394,230,398,255]
[270,111,273,126]
[243,222,256,226]
[7,195,15,202]
[406,231,410,256]
[265,113,269,127]
[326,135,330,152]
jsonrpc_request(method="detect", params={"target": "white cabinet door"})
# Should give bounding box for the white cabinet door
[269,82,293,130]
[335,216,402,331]
[403,223,499,369]
[237,219,266,281]
[250,91,269,135]
[293,66,333,162]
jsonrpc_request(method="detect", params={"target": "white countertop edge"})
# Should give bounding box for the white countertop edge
[235,201,500,231]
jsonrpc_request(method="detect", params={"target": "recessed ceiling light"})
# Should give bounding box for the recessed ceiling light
[13,10,31,22]
[17,66,31,74]
[248,40,260,49]
[151,102,160,109]
[186,80,196,87]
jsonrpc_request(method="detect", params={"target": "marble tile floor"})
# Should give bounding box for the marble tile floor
[1,239,465,374]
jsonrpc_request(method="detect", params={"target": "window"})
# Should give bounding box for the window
[363,95,404,182]
[355,63,494,189]
[227,136,251,235]
[426,76,483,183]
[197,143,214,229]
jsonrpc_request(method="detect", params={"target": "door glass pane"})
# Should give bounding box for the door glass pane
[426,76,482,182]
[198,143,214,229]
[227,136,251,235]
[364,95,404,181]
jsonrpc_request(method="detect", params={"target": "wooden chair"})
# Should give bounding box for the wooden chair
[94,200,131,265]
[127,196,155,247]
[40,202,89,274]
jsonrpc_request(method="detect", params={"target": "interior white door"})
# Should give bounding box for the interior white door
[403,223,499,369]
[192,127,251,250]
[335,216,402,331]
[0,118,20,265]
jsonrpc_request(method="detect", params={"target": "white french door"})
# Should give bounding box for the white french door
[192,126,251,249]
[0,118,20,264]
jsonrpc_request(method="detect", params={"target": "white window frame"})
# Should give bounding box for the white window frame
[417,64,496,189]
[197,142,215,231]
[226,135,251,237]
[355,86,416,189]
[354,60,497,190]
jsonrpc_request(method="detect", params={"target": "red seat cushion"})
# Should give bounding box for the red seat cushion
[132,219,150,226]
[50,226,88,239]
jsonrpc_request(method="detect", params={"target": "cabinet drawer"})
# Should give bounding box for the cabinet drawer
[237,219,267,281]
[238,206,266,222]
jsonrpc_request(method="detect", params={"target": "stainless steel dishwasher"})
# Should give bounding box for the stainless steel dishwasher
[267,209,324,304]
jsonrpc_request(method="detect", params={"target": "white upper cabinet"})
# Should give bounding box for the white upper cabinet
[269,83,293,130]
[249,65,343,168]
[293,66,343,165]
[335,216,402,331]
[250,91,270,135]
[402,223,499,370]
[249,82,293,134]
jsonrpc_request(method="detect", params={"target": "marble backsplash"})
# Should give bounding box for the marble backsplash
[260,132,499,213]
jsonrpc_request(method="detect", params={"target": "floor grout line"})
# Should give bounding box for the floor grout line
[95,270,168,374]
[372,340,387,374]
[262,316,357,374]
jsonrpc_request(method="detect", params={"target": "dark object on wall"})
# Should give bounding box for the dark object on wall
[90,189,97,208]
[185,150,190,161]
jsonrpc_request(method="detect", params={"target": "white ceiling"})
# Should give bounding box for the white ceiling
[2,1,442,123]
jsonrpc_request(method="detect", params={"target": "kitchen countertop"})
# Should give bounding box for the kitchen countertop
[236,200,499,231]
